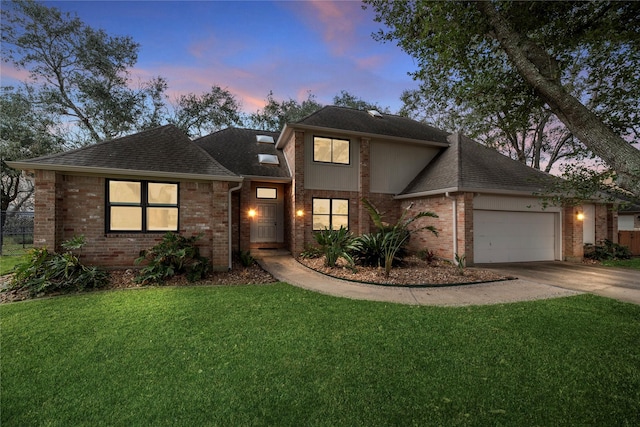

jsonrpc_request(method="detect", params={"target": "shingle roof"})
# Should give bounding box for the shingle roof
[292,106,450,144]
[11,125,238,179]
[193,128,290,179]
[400,133,562,195]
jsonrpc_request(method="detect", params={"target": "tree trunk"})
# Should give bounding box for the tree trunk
[477,1,640,195]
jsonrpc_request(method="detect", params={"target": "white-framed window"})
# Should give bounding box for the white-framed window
[313,136,350,164]
[312,198,349,230]
[107,179,178,232]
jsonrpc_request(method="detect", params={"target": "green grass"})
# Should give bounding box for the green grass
[0,251,30,275]
[601,257,640,269]
[2,285,639,426]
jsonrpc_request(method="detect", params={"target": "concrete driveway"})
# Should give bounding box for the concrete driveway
[479,261,640,305]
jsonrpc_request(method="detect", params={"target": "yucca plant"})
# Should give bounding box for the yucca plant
[313,226,355,268]
[361,198,439,277]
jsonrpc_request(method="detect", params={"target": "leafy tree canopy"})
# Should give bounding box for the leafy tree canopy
[365,0,640,196]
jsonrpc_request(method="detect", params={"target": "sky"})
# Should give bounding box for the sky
[1,0,421,114]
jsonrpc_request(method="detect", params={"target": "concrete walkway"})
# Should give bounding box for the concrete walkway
[254,250,583,307]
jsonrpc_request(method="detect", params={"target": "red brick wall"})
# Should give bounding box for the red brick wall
[563,205,583,261]
[401,193,469,263]
[595,203,618,243]
[33,171,231,270]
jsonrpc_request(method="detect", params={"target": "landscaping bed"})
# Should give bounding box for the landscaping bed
[298,255,510,286]
[0,263,277,304]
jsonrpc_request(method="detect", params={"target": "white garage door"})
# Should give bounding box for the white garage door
[474,210,556,263]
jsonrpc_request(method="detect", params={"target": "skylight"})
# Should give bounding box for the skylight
[256,135,275,144]
[258,154,279,165]
[368,109,383,118]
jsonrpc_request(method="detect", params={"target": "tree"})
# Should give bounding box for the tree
[246,91,324,131]
[1,0,164,144]
[168,86,243,138]
[365,0,640,195]
[333,90,391,113]
[1,86,64,252]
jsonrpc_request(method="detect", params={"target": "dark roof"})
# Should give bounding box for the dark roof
[401,133,562,195]
[292,106,450,144]
[12,125,238,179]
[193,128,290,179]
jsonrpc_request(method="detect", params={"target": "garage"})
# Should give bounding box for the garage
[474,210,558,263]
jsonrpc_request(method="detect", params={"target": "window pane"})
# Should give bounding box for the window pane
[313,215,330,230]
[313,199,330,214]
[332,199,349,215]
[332,215,349,230]
[148,183,177,205]
[147,208,178,231]
[313,137,332,162]
[332,139,350,164]
[256,188,277,199]
[110,206,142,230]
[109,181,141,204]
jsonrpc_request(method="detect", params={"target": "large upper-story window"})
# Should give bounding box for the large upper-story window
[312,198,349,230]
[313,136,350,164]
[107,180,178,232]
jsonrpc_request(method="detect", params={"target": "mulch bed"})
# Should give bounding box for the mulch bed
[297,255,510,286]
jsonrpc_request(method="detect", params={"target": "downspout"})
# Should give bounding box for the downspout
[445,192,457,262]
[228,180,243,270]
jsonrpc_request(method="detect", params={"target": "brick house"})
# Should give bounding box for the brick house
[8,106,617,270]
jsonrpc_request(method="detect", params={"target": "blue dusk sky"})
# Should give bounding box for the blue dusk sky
[2,0,421,113]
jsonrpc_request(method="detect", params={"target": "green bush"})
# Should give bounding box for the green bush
[236,249,255,268]
[313,226,355,267]
[299,245,323,259]
[9,235,109,295]
[357,198,438,277]
[584,239,632,261]
[134,232,210,285]
[417,248,437,264]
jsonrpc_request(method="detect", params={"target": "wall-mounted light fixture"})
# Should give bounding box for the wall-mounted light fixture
[576,212,585,221]
[296,209,304,217]
[248,209,256,218]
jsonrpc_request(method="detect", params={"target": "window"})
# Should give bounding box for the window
[312,198,349,230]
[256,187,277,199]
[107,180,178,232]
[313,136,350,164]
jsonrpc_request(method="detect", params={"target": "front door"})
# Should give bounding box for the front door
[253,202,278,242]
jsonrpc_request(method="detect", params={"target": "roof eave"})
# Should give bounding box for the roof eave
[6,161,243,182]
[394,187,562,199]
[284,123,450,148]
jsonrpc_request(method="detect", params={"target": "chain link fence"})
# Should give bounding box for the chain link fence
[1,211,34,256]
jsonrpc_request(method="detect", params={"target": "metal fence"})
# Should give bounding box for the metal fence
[1,211,34,256]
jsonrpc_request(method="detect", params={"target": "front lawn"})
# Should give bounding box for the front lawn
[2,285,639,426]
[0,251,30,276]
[602,257,640,270]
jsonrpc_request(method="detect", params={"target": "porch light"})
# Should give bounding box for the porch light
[577,212,585,221]
[296,209,304,217]
[248,209,257,218]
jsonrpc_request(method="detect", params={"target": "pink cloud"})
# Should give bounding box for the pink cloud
[286,0,363,56]
[0,64,36,85]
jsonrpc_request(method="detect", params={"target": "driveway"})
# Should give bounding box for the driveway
[479,261,640,305]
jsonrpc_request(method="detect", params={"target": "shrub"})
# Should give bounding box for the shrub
[584,239,632,261]
[313,226,355,267]
[9,235,109,295]
[299,245,323,259]
[417,249,437,264]
[134,233,210,284]
[358,198,438,277]
[236,249,255,268]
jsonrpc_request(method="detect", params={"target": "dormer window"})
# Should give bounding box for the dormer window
[258,154,279,165]
[256,135,275,144]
